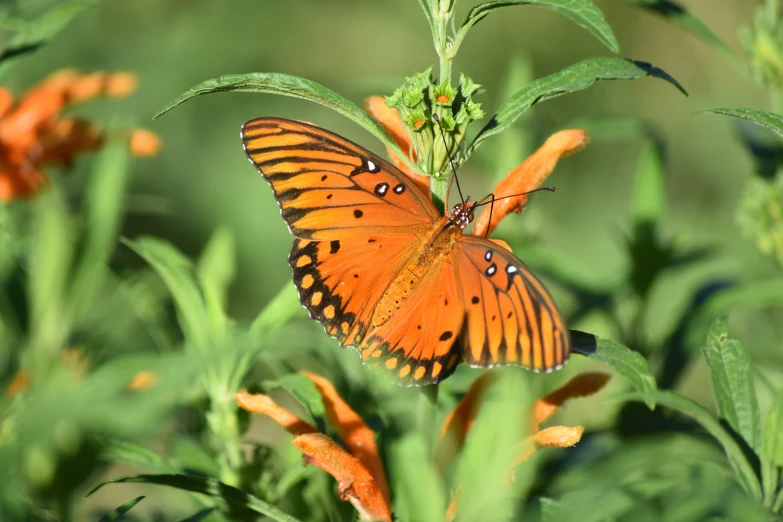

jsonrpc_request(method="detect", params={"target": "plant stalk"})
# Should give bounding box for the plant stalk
[417,383,440,455]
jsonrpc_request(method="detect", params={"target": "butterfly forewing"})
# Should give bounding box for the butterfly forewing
[242,118,439,240]
[456,236,570,372]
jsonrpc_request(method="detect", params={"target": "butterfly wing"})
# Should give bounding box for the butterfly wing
[289,233,418,348]
[242,117,439,240]
[455,236,570,372]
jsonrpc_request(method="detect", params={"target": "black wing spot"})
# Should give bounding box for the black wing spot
[330,240,341,254]
[492,315,497,321]
[393,183,406,194]
[471,296,480,304]
[354,273,359,278]
[368,238,377,243]
[326,194,333,199]
[374,182,389,196]
[321,174,328,181]
[354,209,364,218]
[439,331,453,341]
[507,311,513,319]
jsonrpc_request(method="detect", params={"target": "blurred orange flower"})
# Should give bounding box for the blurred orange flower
[0,69,159,202]
[365,96,587,237]
[238,370,609,521]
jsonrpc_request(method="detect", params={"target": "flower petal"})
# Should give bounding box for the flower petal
[533,372,610,429]
[435,371,498,471]
[129,129,162,157]
[365,96,430,196]
[301,371,389,504]
[472,129,588,237]
[293,433,391,522]
[235,390,317,435]
[534,425,584,448]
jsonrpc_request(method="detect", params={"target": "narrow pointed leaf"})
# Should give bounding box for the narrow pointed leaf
[763,390,783,467]
[87,474,301,522]
[621,389,762,501]
[177,508,216,522]
[460,0,619,52]
[631,140,666,225]
[96,496,145,522]
[469,58,686,153]
[154,72,419,173]
[571,331,657,408]
[702,108,783,140]
[702,317,762,454]
[122,237,209,350]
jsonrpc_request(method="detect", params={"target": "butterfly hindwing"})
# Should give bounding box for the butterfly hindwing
[455,236,570,372]
[357,259,464,385]
[289,233,418,348]
[242,118,439,240]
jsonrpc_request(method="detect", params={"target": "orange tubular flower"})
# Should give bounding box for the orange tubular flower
[293,433,391,522]
[440,371,610,518]
[365,96,431,196]
[472,130,589,238]
[236,372,390,521]
[0,69,157,202]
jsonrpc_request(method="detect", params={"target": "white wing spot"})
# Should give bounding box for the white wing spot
[506,265,517,274]
[485,250,493,262]
[486,263,497,276]
[367,159,378,172]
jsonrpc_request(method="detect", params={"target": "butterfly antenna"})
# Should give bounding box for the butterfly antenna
[432,114,465,204]
[475,186,556,238]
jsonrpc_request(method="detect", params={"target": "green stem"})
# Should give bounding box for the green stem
[430,175,449,213]
[774,473,783,512]
[762,458,778,508]
[417,384,440,455]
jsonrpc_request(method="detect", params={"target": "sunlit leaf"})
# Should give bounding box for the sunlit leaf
[96,496,144,522]
[702,317,762,454]
[71,142,130,321]
[389,435,446,522]
[459,0,619,52]
[122,237,209,351]
[469,58,686,153]
[763,389,783,468]
[154,72,419,173]
[249,283,301,339]
[571,331,657,408]
[197,227,236,341]
[702,108,783,140]
[621,389,762,501]
[87,474,301,522]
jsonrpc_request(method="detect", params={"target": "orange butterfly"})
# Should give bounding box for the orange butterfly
[242,118,570,384]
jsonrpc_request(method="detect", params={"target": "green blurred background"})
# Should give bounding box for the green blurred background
[7,1,783,518]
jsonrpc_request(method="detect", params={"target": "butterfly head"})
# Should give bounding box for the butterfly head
[448,197,476,230]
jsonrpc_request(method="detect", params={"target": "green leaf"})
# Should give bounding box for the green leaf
[702,108,783,140]
[122,237,209,351]
[762,389,783,509]
[87,474,301,522]
[459,0,619,53]
[29,189,74,360]
[631,140,666,225]
[71,142,131,321]
[469,58,686,153]
[249,283,302,339]
[571,331,657,408]
[177,508,216,522]
[263,373,325,429]
[99,439,177,473]
[621,389,762,501]
[197,227,236,341]
[154,72,419,173]
[763,389,783,468]
[702,317,762,454]
[389,435,446,522]
[0,1,97,80]
[617,0,736,62]
[96,496,145,522]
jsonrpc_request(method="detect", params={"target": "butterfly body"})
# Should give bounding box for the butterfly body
[242,117,570,385]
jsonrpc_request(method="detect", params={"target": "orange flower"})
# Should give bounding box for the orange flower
[237,372,391,521]
[439,371,610,518]
[129,129,162,157]
[366,96,587,237]
[365,96,431,196]
[0,69,154,202]
[472,129,589,237]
